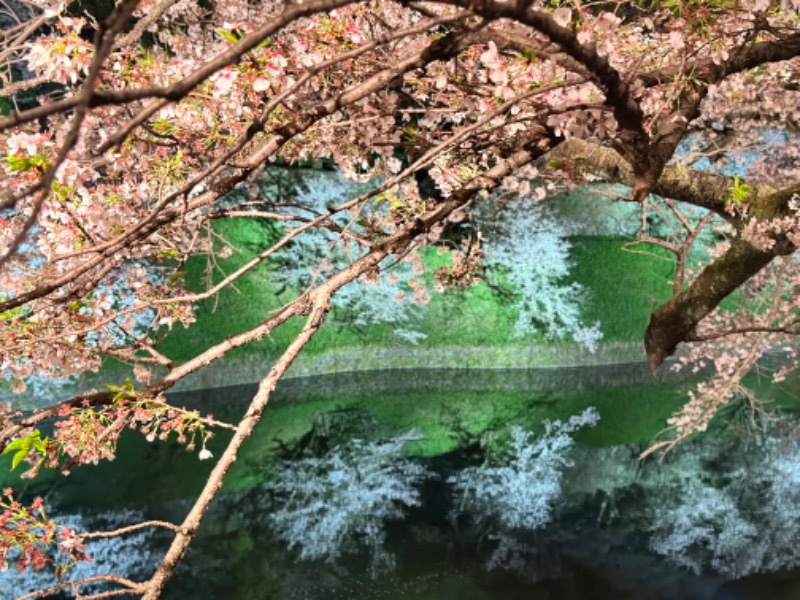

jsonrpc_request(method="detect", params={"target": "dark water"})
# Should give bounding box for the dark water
[163,470,724,600]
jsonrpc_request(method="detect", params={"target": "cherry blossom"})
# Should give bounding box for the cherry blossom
[0,0,799,595]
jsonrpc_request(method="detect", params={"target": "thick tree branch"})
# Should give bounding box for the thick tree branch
[546,139,800,367]
[546,139,738,219]
[442,0,646,140]
[638,33,800,88]
[644,183,800,367]
[645,237,777,369]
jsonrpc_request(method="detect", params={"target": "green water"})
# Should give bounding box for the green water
[3,366,692,508]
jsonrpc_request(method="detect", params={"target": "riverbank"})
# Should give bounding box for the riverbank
[2,339,654,408]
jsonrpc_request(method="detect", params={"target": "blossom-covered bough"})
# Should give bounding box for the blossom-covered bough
[1,0,800,596]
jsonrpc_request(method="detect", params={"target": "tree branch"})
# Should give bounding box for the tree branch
[138,141,546,597]
[645,236,777,369]
[15,576,143,600]
[545,139,739,219]
[638,33,800,88]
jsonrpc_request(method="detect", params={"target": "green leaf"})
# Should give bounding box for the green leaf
[3,437,27,455]
[11,449,27,469]
[168,271,187,285]
[33,436,48,454]
[157,248,179,260]
[215,28,240,44]
[2,430,42,470]
[5,153,47,173]
[725,176,752,207]
[103,379,136,401]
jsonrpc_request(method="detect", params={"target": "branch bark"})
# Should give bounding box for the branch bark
[644,236,776,369]
[545,139,739,220]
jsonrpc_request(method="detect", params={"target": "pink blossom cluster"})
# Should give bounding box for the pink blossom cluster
[0,489,90,575]
[2,0,797,392]
[25,18,93,85]
[433,239,484,291]
[49,397,214,471]
[4,395,216,481]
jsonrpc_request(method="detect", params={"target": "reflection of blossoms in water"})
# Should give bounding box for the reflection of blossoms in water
[449,407,599,569]
[650,438,800,579]
[650,478,759,577]
[2,509,162,597]
[267,431,431,578]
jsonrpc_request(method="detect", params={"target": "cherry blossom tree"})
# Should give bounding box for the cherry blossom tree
[2,0,800,596]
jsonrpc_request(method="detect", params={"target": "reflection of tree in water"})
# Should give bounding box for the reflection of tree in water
[267,431,432,578]
[649,435,800,579]
[448,407,600,572]
[148,409,800,597]
[262,406,602,582]
[271,407,384,459]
